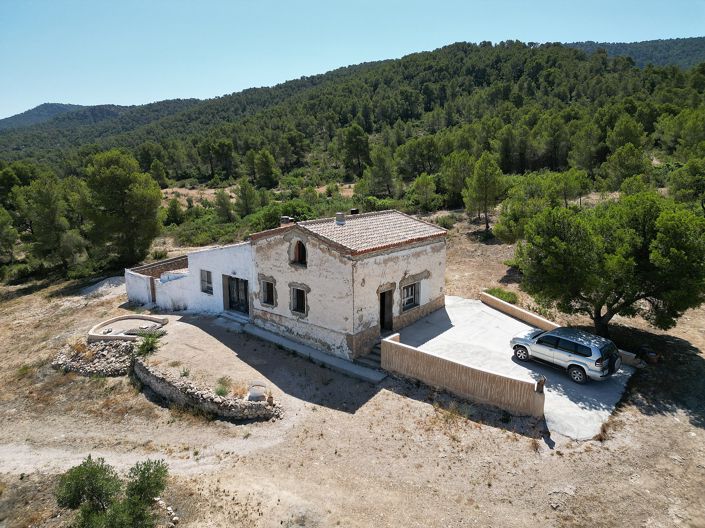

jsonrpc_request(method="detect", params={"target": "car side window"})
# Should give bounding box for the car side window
[536,335,559,347]
[557,338,577,353]
[575,344,592,357]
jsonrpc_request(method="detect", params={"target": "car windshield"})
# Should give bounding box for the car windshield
[600,342,618,358]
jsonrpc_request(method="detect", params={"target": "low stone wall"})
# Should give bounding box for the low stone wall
[52,341,135,377]
[479,292,559,331]
[88,315,169,343]
[382,334,544,417]
[133,360,281,421]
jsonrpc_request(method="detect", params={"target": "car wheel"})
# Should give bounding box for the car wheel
[514,346,529,361]
[568,365,587,384]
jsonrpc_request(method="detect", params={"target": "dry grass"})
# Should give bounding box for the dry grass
[231,382,248,398]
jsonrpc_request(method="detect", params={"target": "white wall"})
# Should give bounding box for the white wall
[181,242,255,313]
[154,275,190,311]
[352,239,446,332]
[125,269,152,305]
[251,229,354,357]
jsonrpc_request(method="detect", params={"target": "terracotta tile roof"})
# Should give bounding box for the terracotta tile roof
[297,210,446,255]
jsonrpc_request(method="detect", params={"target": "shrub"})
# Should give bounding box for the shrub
[136,334,159,357]
[214,384,228,397]
[435,214,457,229]
[125,459,168,504]
[56,455,121,512]
[151,248,168,260]
[56,457,168,528]
[484,287,518,304]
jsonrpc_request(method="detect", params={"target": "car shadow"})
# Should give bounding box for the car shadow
[173,314,382,415]
[510,355,632,414]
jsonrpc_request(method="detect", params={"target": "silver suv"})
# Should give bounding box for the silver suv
[510,327,622,384]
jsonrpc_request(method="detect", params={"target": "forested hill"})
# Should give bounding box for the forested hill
[0,103,84,131]
[567,37,705,68]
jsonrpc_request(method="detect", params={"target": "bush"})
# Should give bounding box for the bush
[435,214,458,229]
[125,459,168,504]
[56,455,121,512]
[484,287,518,304]
[136,334,159,357]
[151,248,168,260]
[56,457,168,528]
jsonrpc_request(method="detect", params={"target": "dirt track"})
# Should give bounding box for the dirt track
[1,218,704,527]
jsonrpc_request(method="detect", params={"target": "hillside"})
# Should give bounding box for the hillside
[567,36,705,68]
[0,103,84,131]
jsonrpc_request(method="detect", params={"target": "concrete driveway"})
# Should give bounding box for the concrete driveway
[398,296,635,440]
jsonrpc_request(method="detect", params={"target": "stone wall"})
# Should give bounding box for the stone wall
[133,360,280,421]
[381,334,545,417]
[131,256,188,278]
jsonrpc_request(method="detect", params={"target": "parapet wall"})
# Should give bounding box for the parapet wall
[381,334,544,417]
[131,256,188,278]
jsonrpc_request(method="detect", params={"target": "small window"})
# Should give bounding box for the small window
[293,241,307,265]
[261,280,275,306]
[292,287,306,314]
[402,282,419,312]
[575,344,593,357]
[200,270,213,294]
[536,335,559,347]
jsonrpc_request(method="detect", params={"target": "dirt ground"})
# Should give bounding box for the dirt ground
[1,216,704,527]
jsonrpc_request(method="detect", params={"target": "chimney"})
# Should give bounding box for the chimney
[280,216,292,227]
[349,208,359,215]
[335,212,345,225]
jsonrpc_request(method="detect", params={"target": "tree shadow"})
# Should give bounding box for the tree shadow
[0,278,54,303]
[498,266,522,285]
[604,323,705,430]
[465,226,504,245]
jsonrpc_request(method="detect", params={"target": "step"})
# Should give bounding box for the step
[242,324,386,384]
[355,356,381,370]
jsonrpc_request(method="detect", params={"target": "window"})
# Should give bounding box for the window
[292,287,306,314]
[402,282,419,312]
[261,280,275,306]
[200,270,213,294]
[536,335,559,347]
[293,241,307,265]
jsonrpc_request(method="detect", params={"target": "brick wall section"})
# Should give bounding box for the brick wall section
[393,294,445,331]
[131,256,188,278]
[381,334,545,417]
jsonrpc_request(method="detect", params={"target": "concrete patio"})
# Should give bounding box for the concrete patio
[398,296,635,440]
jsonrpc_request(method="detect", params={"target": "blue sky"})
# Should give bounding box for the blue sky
[0,0,703,118]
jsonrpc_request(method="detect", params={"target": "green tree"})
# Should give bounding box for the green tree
[668,158,705,213]
[440,151,474,208]
[599,143,650,191]
[548,168,589,207]
[214,189,235,222]
[165,198,185,225]
[606,114,646,153]
[407,173,441,212]
[56,455,121,512]
[0,206,18,262]
[517,193,705,336]
[149,159,170,188]
[568,121,605,176]
[254,149,280,189]
[341,123,371,178]
[234,177,259,217]
[365,145,395,197]
[463,152,504,231]
[85,149,162,265]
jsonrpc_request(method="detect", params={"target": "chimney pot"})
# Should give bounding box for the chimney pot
[335,212,345,225]
[280,216,291,226]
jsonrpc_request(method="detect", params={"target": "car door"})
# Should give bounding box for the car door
[533,335,559,361]
[554,338,578,368]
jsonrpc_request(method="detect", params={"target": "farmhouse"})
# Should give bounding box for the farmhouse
[126,210,447,360]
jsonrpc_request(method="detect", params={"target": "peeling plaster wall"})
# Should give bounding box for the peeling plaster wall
[251,229,354,358]
[350,239,446,355]
[182,242,255,313]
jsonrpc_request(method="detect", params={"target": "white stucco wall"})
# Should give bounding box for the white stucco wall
[352,239,446,333]
[180,242,255,313]
[125,269,152,305]
[251,229,354,358]
[154,275,190,311]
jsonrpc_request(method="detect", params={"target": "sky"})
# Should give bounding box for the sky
[0,0,703,119]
